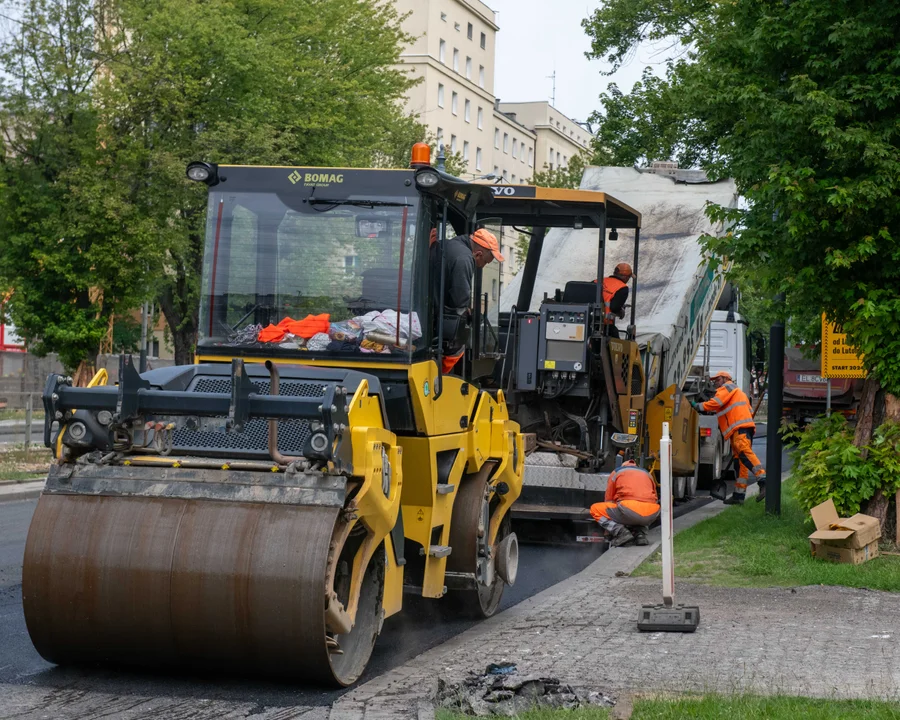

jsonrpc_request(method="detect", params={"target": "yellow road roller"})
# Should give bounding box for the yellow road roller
[22,146,523,686]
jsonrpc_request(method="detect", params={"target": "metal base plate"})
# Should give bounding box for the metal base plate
[637,604,700,633]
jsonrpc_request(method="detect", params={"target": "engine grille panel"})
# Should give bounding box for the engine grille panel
[170,377,327,458]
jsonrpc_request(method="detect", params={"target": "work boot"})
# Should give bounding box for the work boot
[723,492,745,505]
[710,481,727,501]
[756,479,767,503]
[610,527,635,548]
[633,528,650,546]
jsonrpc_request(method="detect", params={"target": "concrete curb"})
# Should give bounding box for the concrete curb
[0,479,44,503]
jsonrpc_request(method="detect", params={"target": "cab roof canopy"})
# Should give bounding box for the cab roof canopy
[472,185,641,229]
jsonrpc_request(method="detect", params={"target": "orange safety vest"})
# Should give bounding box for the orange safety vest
[594,277,627,324]
[605,464,658,504]
[701,382,755,439]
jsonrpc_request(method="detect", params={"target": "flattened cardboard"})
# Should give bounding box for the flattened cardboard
[810,539,879,565]
[808,499,882,551]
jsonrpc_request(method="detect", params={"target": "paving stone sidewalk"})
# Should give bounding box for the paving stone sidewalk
[331,494,900,719]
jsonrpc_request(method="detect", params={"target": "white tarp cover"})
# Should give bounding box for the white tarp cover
[500,167,738,352]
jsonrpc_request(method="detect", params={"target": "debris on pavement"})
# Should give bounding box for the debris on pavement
[437,662,616,716]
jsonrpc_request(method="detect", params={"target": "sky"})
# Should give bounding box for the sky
[487,1,656,126]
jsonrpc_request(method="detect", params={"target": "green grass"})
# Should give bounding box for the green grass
[0,445,51,483]
[632,481,900,591]
[0,407,44,422]
[436,695,900,719]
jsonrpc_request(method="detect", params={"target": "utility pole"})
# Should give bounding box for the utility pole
[139,301,149,373]
[765,293,785,516]
[547,70,556,107]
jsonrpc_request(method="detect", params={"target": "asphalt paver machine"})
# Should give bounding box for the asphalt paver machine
[22,147,524,687]
[473,183,700,541]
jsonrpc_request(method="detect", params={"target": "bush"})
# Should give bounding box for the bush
[787,415,900,517]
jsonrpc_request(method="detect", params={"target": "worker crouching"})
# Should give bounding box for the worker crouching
[589,461,660,547]
[691,370,767,505]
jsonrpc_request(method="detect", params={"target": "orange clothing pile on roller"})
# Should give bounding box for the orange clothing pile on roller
[589,461,660,523]
[258,314,331,343]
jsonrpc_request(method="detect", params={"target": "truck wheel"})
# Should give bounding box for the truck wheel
[697,442,722,488]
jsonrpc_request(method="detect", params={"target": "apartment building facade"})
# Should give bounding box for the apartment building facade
[394,0,593,316]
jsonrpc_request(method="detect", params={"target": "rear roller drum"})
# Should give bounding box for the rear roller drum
[445,476,515,618]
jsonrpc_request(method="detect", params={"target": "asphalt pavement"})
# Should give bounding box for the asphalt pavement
[0,498,604,710]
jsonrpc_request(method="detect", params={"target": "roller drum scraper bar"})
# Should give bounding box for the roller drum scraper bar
[637,421,700,632]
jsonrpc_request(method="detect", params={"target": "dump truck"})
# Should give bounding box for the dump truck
[22,146,524,687]
[496,164,738,540]
[783,347,863,426]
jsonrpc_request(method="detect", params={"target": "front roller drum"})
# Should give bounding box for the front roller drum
[22,494,384,686]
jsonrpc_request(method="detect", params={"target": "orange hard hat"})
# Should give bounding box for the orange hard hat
[710,370,733,382]
[472,228,504,262]
[614,262,634,280]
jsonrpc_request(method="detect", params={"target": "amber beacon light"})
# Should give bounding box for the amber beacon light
[410,142,431,168]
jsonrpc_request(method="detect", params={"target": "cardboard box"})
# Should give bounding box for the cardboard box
[808,498,882,564]
[810,539,880,565]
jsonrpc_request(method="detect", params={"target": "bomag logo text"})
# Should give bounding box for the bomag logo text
[289,171,345,186]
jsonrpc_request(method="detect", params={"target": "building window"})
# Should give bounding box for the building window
[436,127,443,141]
[477,107,483,129]
[439,39,446,63]
[476,147,482,171]
[549,146,554,161]
[465,57,472,79]
[528,147,534,166]
[345,255,357,271]
[511,174,516,183]
[463,141,469,161]
[441,12,447,21]
[451,91,458,115]
[453,48,459,72]
[464,99,471,122]
[454,22,460,31]
[502,168,508,179]
[503,133,509,153]
[479,66,485,88]
[438,84,445,107]
[450,134,457,152]
[493,165,499,175]
[557,151,561,166]
[512,139,517,159]
[467,22,473,40]
[480,32,486,49]
[563,155,568,166]
[494,128,500,148]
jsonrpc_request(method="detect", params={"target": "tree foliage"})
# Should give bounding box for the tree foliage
[583,0,900,398]
[0,0,427,366]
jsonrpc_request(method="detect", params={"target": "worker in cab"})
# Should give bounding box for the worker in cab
[589,460,660,547]
[691,370,767,504]
[593,263,634,338]
[430,227,504,374]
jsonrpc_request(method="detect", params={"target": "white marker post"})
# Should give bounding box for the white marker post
[660,421,675,607]
[637,420,699,632]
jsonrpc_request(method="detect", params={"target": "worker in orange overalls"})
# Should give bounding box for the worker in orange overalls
[691,370,767,505]
[589,460,660,547]
[592,263,634,338]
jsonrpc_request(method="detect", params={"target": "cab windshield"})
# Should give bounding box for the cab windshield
[198,189,431,361]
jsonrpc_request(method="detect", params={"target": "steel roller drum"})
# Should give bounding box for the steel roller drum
[22,491,383,686]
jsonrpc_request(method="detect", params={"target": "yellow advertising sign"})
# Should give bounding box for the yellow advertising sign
[821,314,866,379]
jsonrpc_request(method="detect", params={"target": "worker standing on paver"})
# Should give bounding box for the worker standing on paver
[589,460,660,547]
[691,370,767,505]
[593,263,634,338]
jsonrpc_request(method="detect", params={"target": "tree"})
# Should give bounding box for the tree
[584,0,900,521]
[0,0,148,369]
